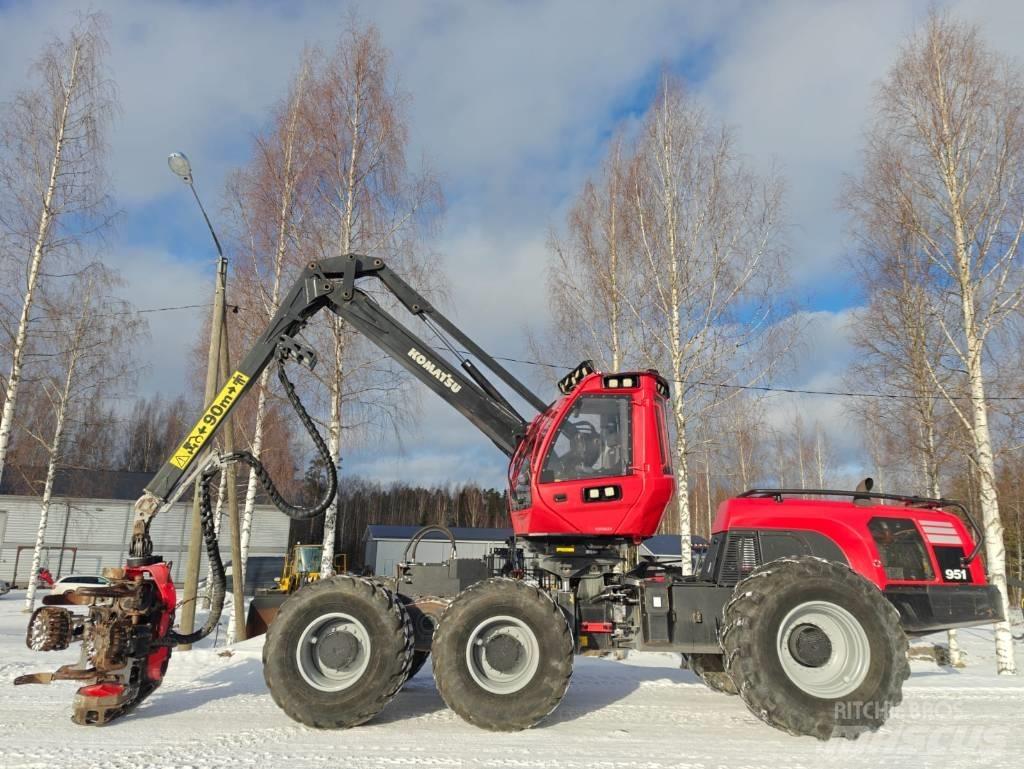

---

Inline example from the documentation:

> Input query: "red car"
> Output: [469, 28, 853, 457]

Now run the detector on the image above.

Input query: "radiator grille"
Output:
[719, 532, 762, 585]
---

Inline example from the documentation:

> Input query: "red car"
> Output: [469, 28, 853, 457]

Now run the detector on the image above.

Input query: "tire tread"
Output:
[262, 575, 413, 729]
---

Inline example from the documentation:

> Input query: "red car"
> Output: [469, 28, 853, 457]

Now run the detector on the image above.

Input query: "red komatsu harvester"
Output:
[18, 254, 1004, 740]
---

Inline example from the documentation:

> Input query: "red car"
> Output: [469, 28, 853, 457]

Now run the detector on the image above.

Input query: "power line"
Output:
[123, 308, 1024, 403]
[473, 351, 1024, 402]
[136, 303, 210, 314]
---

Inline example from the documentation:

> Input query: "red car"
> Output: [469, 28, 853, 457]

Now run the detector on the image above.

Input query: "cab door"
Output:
[533, 393, 643, 535]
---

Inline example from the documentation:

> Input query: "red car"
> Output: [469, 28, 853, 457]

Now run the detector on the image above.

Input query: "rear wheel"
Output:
[432, 578, 573, 731]
[721, 557, 909, 740]
[263, 576, 412, 728]
[687, 654, 738, 695]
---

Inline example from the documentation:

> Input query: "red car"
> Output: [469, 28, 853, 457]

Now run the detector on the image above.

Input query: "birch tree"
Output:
[845, 214, 957, 501]
[303, 21, 442, 574]
[848, 11, 1023, 672]
[547, 134, 635, 370]
[24, 267, 142, 610]
[628, 78, 786, 572]
[0, 14, 115, 487]
[226, 56, 314, 585]
[718, 394, 766, 491]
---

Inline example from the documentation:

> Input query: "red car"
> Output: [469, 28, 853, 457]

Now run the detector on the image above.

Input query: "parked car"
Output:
[49, 574, 109, 596]
[0, 578, 11, 596]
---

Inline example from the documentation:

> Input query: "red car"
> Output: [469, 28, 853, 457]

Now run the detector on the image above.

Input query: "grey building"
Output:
[640, 534, 710, 571]
[362, 525, 513, 577]
[0, 468, 290, 585]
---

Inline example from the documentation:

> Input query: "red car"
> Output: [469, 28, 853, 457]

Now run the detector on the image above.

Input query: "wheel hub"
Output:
[318, 630, 359, 670]
[484, 633, 524, 673]
[295, 612, 372, 692]
[787, 623, 832, 668]
[465, 615, 540, 695]
[776, 600, 871, 699]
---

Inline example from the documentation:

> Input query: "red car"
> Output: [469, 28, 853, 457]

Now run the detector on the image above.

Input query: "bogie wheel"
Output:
[432, 578, 573, 731]
[721, 556, 909, 740]
[263, 575, 412, 728]
[687, 654, 738, 695]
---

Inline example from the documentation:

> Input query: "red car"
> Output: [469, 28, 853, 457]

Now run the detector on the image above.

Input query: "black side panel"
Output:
[399, 559, 490, 599]
[641, 584, 672, 644]
[885, 585, 1003, 634]
[634, 583, 733, 654]
[667, 584, 733, 654]
[712, 529, 847, 587]
[762, 530, 848, 565]
[699, 533, 725, 581]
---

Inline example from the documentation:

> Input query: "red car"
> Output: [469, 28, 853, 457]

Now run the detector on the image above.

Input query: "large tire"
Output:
[687, 654, 738, 695]
[721, 556, 909, 740]
[263, 575, 412, 728]
[432, 578, 573, 731]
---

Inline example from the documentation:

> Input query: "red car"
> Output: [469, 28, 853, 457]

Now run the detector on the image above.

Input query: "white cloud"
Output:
[104, 245, 211, 397]
[2, 1, 1021, 488]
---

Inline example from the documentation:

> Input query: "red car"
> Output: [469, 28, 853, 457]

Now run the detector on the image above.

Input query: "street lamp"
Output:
[166, 150, 245, 643]
[167, 151, 192, 183]
[167, 151, 224, 259]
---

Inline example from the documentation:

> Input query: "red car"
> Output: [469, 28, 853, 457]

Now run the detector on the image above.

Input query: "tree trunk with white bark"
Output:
[23, 379, 72, 612]
[846, 11, 1022, 672]
[0, 45, 81, 487]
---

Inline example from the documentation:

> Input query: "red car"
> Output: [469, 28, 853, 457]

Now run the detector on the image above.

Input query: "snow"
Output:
[0, 591, 1020, 769]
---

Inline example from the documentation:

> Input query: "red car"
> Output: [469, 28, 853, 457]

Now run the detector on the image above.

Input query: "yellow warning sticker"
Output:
[169, 371, 251, 470]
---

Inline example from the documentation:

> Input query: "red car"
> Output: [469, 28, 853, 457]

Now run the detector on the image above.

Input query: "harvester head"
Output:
[15, 561, 177, 725]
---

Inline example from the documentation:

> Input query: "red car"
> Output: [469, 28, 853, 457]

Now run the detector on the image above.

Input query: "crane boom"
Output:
[143, 254, 542, 508]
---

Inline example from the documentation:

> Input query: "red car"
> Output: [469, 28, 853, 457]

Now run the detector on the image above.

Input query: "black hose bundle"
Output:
[221, 363, 337, 520]
[168, 361, 338, 645]
[167, 467, 225, 645]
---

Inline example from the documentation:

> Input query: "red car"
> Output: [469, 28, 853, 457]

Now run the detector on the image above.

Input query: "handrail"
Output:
[737, 488, 984, 565]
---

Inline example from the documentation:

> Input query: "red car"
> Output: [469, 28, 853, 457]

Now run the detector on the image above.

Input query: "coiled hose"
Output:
[168, 361, 338, 645]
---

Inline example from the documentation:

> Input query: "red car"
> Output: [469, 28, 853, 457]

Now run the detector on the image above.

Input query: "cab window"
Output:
[541, 395, 632, 482]
[655, 399, 672, 473]
[868, 517, 934, 581]
[509, 431, 536, 511]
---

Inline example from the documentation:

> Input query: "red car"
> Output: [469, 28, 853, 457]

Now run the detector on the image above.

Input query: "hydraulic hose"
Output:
[222, 362, 338, 520]
[168, 360, 339, 645]
[167, 467, 225, 645]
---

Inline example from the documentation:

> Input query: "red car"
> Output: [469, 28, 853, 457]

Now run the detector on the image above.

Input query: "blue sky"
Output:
[1, 0, 1021, 487]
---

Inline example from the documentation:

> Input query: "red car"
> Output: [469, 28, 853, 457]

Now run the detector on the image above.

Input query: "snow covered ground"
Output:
[1, 591, 1021, 769]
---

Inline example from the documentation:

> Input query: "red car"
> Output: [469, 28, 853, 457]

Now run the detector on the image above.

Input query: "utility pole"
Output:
[168, 152, 246, 648]
[178, 251, 225, 649]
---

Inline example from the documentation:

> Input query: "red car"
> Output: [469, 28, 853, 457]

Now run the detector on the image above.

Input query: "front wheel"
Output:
[431, 578, 573, 731]
[721, 556, 909, 740]
[263, 576, 412, 728]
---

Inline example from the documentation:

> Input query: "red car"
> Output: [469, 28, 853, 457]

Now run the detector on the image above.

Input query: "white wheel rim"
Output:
[776, 600, 871, 699]
[465, 614, 540, 695]
[295, 612, 371, 692]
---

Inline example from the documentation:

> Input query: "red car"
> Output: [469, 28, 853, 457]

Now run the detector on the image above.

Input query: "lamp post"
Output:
[168, 152, 246, 645]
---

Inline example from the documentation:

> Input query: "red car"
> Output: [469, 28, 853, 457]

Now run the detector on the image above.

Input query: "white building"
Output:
[0, 469, 290, 585]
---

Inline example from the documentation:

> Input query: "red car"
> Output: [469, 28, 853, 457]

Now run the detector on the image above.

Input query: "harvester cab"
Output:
[508, 362, 675, 540]
[16, 249, 1007, 740]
